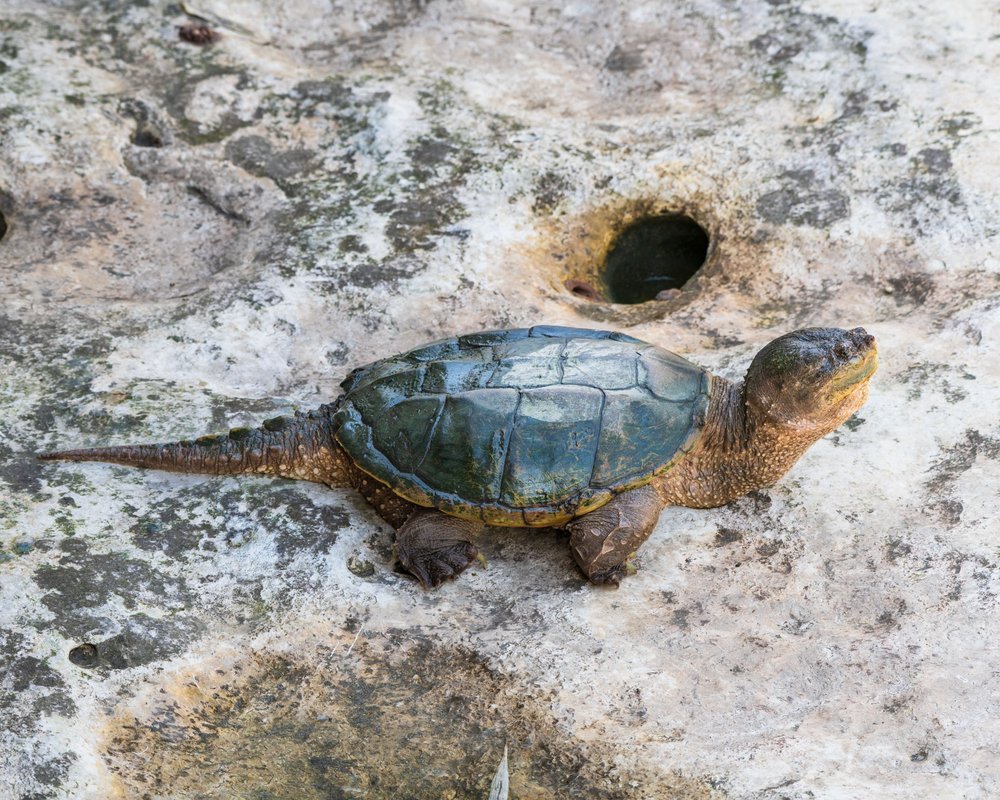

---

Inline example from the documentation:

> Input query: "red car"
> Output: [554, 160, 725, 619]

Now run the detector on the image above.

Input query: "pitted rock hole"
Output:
[0, 209, 7, 241]
[600, 214, 709, 304]
[69, 643, 99, 668]
[132, 124, 164, 148]
[564, 278, 603, 301]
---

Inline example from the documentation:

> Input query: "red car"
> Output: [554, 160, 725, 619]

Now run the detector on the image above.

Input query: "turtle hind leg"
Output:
[396, 511, 484, 589]
[566, 484, 665, 586]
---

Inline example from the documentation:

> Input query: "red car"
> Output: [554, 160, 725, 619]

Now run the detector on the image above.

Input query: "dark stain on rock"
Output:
[884, 537, 912, 564]
[129, 503, 208, 560]
[69, 613, 204, 672]
[755, 539, 783, 559]
[152, 63, 257, 146]
[338, 253, 428, 289]
[0, 629, 77, 739]
[885, 272, 934, 307]
[31, 752, 77, 797]
[749, 7, 870, 91]
[374, 127, 482, 252]
[737, 490, 772, 514]
[406, 134, 459, 173]
[225, 135, 318, 192]
[604, 45, 644, 72]
[938, 113, 980, 139]
[33, 537, 190, 640]
[0, 446, 47, 497]
[923, 428, 999, 527]
[757, 170, 850, 228]
[882, 694, 912, 714]
[101, 635, 719, 799]
[5, 656, 66, 694]
[843, 414, 866, 432]
[926, 429, 1000, 494]
[126, 483, 349, 567]
[325, 341, 350, 366]
[382, 190, 462, 251]
[713, 528, 744, 547]
[837, 90, 868, 121]
[270, 487, 351, 561]
[898, 361, 975, 403]
[915, 147, 952, 175]
[867, 599, 907, 632]
[928, 498, 963, 527]
[533, 170, 571, 214]
[337, 234, 366, 254]
[780, 613, 813, 636]
[185, 184, 250, 225]
[749, 33, 801, 63]
[881, 144, 963, 218]
[293, 78, 354, 109]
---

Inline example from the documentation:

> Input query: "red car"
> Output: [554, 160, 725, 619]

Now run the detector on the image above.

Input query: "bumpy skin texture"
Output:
[39, 326, 877, 588]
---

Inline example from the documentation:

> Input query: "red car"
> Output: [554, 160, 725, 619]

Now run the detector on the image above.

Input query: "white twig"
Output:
[345, 626, 363, 656]
[487, 745, 509, 800]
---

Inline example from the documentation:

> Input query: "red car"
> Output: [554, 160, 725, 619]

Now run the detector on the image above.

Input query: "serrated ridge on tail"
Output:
[38, 405, 355, 487]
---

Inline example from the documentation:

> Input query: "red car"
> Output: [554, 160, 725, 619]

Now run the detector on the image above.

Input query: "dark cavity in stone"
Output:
[564, 278, 602, 302]
[600, 214, 709, 304]
[133, 124, 164, 148]
[68, 643, 99, 668]
[0, 209, 7, 241]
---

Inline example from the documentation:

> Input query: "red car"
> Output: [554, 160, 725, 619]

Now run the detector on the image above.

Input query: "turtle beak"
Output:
[829, 328, 878, 397]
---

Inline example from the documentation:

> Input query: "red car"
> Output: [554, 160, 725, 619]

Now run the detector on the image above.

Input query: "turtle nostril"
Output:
[849, 327, 875, 348]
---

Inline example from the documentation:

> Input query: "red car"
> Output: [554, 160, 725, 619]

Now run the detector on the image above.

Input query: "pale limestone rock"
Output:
[1, 1, 998, 798]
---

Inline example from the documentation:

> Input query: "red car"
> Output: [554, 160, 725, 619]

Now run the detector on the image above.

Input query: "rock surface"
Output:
[1, 1, 998, 797]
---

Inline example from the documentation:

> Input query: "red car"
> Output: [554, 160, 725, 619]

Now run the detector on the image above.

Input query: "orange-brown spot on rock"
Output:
[98, 635, 718, 799]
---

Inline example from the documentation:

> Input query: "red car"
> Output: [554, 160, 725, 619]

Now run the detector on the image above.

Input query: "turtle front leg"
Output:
[396, 511, 484, 589]
[566, 484, 665, 586]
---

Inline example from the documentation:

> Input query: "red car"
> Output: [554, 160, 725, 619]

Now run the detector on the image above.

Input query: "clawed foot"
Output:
[587, 558, 638, 587]
[566, 484, 662, 588]
[395, 511, 484, 589]
[398, 540, 481, 588]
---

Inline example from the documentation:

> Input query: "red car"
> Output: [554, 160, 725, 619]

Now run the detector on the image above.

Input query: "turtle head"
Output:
[744, 327, 878, 434]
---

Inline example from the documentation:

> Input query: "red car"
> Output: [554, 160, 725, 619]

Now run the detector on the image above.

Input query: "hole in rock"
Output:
[601, 214, 709, 304]
[0, 210, 7, 241]
[564, 278, 603, 301]
[69, 643, 99, 668]
[132, 125, 164, 148]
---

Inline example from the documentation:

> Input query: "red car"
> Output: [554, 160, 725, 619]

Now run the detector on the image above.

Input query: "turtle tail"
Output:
[38, 405, 356, 486]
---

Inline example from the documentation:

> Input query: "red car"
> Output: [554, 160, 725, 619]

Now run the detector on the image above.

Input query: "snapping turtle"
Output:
[40, 325, 877, 588]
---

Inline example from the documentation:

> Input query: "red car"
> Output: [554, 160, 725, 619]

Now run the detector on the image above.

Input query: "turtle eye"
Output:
[833, 342, 850, 360]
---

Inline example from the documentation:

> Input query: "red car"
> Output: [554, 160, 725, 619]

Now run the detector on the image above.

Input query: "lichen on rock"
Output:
[1, 1, 999, 798]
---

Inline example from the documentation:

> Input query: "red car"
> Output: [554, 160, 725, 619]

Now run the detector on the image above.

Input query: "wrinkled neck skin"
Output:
[655, 375, 859, 509]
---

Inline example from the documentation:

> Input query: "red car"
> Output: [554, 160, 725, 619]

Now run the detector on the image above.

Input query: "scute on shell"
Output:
[334, 326, 709, 526]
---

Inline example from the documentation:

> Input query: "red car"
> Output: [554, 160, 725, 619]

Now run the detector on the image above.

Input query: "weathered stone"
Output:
[1, 0, 999, 798]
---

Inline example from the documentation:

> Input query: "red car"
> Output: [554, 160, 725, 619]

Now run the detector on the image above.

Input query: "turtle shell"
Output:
[332, 325, 710, 526]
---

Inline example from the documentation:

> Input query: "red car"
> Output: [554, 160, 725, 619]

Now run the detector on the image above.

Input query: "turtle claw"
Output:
[588, 558, 638, 587]
[401, 541, 481, 589]
[395, 511, 483, 589]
